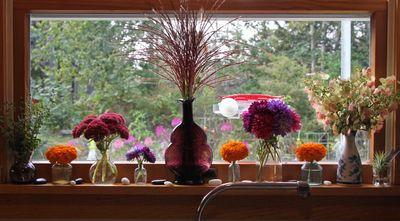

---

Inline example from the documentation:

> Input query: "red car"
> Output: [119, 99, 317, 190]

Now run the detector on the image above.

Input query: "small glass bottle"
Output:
[228, 160, 240, 182]
[134, 162, 147, 185]
[373, 165, 391, 186]
[52, 163, 72, 185]
[301, 161, 322, 186]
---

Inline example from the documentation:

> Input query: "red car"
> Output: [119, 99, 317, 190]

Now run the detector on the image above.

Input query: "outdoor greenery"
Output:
[30, 19, 370, 162]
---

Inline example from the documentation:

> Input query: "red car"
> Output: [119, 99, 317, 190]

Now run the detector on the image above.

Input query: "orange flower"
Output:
[220, 141, 249, 162]
[45, 145, 78, 164]
[295, 143, 327, 162]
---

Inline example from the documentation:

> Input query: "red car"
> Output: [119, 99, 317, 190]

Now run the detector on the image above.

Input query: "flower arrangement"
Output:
[295, 143, 327, 162]
[220, 141, 249, 163]
[304, 68, 400, 135]
[126, 145, 156, 184]
[72, 112, 129, 152]
[45, 145, 78, 164]
[131, 0, 239, 100]
[242, 99, 301, 181]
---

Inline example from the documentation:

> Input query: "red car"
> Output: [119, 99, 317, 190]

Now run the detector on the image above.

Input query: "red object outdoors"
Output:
[219, 94, 283, 101]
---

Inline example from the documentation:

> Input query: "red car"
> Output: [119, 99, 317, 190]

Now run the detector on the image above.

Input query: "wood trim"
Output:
[33, 162, 374, 184]
[394, 0, 400, 185]
[371, 10, 388, 153]
[0, 184, 399, 220]
[13, 0, 387, 13]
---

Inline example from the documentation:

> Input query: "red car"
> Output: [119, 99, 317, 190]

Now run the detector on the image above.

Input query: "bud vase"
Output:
[228, 160, 240, 182]
[164, 98, 213, 185]
[373, 164, 391, 186]
[337, 131, 363, 184]
[9, 151, 36, 184]
[89, 149, 118, 184]
[301, 161, 322, 186]
[52, 163, 72, 185]
[134, 163, 147, 185]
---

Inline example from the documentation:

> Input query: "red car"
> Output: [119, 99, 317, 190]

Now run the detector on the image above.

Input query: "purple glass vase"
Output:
[164, 98, 213, 184]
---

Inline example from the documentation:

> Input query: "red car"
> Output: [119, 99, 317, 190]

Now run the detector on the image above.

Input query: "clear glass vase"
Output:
[9, 151, 36, 184]
[301, 161, 323, 186]
[228, 160, 240, 182]
[134, 163, 147, 185]
[89, 149, 118, 184]
[52, 163, 72, 185]
[256, 147, 282, 182]
[373, 164, 391, 186]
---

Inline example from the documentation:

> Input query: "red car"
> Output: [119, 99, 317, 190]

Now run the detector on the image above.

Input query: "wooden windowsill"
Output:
[1, 183, 399, 196]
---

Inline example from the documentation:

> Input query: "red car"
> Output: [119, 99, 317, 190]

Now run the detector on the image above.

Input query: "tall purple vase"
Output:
[164, 99, 213, 184]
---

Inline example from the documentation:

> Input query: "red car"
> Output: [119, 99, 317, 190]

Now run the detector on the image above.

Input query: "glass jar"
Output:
[301, 161, 323, 186]
[52, 163, 72, 185]
[9, 151, 36, 184]
[228, 160, 240, 182]
[373, 164, 391, 186]
[89, 149, 118, 184]
[134, 163, 147, 185]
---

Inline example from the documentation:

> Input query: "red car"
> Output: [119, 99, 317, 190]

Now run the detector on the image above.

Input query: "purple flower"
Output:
[220, 122, 233, 133]
[171, 117, 182, 127]
[155, 125, 166, 137]
[113, 139, 125, 150]
[67, 139, 78, 146]
[267, 99, 298, 136]
[124, 134, 136, 144]
[126, 145, 156, 163]
[144, 137, 153, 146]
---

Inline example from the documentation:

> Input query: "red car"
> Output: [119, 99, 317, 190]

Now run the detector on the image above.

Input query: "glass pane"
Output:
[30, 16, 370, 162]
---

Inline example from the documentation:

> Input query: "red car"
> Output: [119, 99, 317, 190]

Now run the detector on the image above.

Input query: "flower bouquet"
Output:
[72, 112, 129, 184]
[295, 143, 327, 185]
[45, 145, 78, 184]
[242, 99, 301, 181]
[220, 141, 249, 182]
[126, 145, 156, 184]
[304, 68, 400, 184]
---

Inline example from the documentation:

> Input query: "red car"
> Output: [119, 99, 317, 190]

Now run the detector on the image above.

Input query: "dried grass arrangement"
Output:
[131, 0, 239, 100]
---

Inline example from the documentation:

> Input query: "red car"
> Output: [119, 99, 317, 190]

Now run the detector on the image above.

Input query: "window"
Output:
[30, 15, 371, 162]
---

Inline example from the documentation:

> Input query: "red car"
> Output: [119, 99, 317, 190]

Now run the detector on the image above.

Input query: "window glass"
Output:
[30, 16, 370, 162]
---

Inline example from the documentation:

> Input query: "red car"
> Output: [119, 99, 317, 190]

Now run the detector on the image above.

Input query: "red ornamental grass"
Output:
[129, 0, 241, 100]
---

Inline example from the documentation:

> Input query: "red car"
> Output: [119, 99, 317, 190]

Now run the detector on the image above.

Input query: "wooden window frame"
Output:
[1, 0, 399, 184]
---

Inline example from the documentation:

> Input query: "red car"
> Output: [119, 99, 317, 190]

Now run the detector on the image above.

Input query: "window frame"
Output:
[1, 0, 398, 183]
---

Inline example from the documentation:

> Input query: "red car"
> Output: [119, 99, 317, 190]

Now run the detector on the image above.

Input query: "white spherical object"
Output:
[69, 180, 76, 186]
[241, 180, 253, 183]
[164, 181, 174, 187]
[323, 180, 332, 185]
[208, 179, 222, 186]
[219, 98, 239, 118]
[121, 177, 131, 185]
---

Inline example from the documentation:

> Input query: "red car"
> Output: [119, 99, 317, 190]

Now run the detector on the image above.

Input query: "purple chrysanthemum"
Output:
[267, 99, 297, 136]
[126, 145, 156, 163]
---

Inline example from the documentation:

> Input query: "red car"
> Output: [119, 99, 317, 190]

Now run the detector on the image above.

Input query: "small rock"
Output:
[75, 178, 84, 184]
[151, 179, 167, 185]
[241, 180, 253, 183]
[121, 177, 130, 185]
[164, 181, 173, 187]
[208, 179, 222, 186]
[323, 180, 332, 185]
[70, 180, 76, 186]
[33, 178, 47, 184]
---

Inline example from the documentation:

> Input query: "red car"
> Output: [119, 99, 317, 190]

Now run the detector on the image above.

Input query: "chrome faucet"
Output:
[195, 181, 310, 221]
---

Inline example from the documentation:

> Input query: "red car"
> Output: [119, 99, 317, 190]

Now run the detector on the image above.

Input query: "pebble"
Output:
[164, 181, 173, 187]
[151, 179, 167, 185]
[121, 177, 130, 185]
[70, 180, 76, 186]
[208, 179, 222, 186]
[241, 180, 253, 183]
[33, 178, 47, 184]
[75, 178, 84, 184]
[323, 180, 332, 185]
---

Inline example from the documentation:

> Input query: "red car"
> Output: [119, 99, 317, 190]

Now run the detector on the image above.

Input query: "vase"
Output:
[301, 161, 323, 186]
[164, 98, 213, 185]
[337, 131, 363, 184]
[134, 162, 147, 185]
[373, 164, 391, 186]
[89, 149, 118, 184]
[9, 151, 36, 184]
[52, 163, 72, 185]
[228, 160, 240, 182]
[256, 141, 282, 182]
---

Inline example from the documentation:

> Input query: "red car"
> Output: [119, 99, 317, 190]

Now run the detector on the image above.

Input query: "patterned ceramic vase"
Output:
[337, 131, 362, 184]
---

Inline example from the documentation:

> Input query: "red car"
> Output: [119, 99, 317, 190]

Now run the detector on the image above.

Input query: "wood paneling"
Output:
[394, 0, 400, 185]
[13, 0, 387, 13]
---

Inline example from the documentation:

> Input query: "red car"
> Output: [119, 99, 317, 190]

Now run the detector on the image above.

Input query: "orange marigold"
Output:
[295, 143, 327, 162]
[220, 141, 249, 162]
[45, 145, 78, 164]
